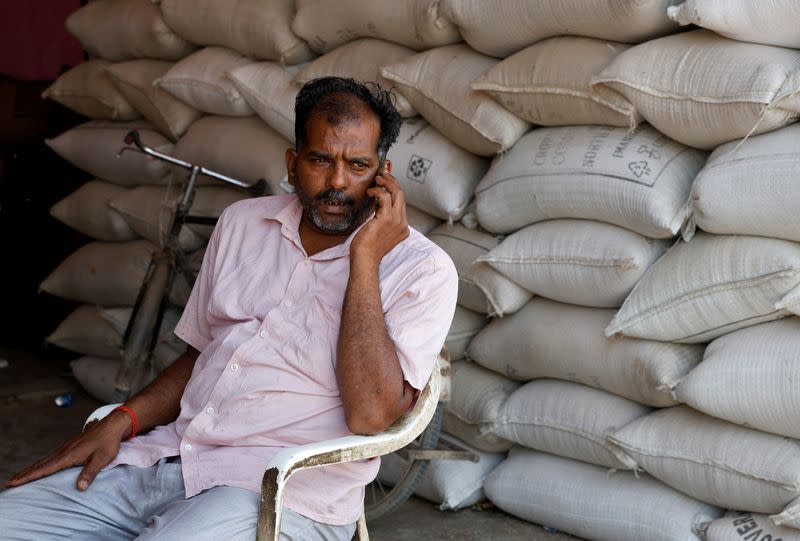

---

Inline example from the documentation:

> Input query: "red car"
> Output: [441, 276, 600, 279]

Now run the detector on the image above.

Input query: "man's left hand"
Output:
[351, 172, 409, 266]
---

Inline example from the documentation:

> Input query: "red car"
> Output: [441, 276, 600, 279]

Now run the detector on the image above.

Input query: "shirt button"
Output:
[184, 443, 192, 451]
[284, 300, 292, 308]
[259, 330, 266, 338]
[206, 406, 214, 415]
[304, 258, 311, 265]
[230, 363, 239, 371]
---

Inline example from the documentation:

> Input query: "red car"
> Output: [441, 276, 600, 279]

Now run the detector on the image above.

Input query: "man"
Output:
[1, 77, 458, 540]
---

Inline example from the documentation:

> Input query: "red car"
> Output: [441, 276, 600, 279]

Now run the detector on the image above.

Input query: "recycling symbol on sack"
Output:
[407, 154, 432, 184]
[628, 160, 651, 178]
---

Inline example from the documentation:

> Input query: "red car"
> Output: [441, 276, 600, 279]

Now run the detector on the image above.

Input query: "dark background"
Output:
[0, 1, 89, 353]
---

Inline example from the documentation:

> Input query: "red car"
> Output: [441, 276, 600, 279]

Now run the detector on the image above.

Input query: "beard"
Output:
[295, 185, 375, 235]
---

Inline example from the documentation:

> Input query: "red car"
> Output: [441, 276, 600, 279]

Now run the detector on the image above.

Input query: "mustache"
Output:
[315, 189, 354, 205]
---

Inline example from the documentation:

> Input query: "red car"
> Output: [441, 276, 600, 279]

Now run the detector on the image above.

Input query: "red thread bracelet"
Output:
[114, 405, 138, 440]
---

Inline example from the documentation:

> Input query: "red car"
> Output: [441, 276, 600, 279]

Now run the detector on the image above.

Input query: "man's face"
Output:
[287, 109, 384, 236]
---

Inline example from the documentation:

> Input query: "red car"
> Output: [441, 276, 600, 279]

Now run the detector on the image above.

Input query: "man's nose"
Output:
[327, 162, 348, 190]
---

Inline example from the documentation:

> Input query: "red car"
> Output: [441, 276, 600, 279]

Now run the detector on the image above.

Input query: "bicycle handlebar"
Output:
[120, 130, 267, 195]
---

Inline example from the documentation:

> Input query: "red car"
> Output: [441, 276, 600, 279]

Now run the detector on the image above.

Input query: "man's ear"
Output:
[383, 159, 392, 174]
[285, 147, 297, 187]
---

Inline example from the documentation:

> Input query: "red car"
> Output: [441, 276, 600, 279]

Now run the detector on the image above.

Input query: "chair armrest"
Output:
[83, 403, 123, 431]
[256, 367, 441, 540]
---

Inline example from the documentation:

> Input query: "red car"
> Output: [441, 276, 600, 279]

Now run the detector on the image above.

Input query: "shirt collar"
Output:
[268, 195, 375, 261]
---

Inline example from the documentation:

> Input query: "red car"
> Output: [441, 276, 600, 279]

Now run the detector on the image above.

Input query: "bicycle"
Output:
[112, 131, 476, 521]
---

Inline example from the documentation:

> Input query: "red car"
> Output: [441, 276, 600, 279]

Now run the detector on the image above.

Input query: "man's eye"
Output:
[352, 162, 367, 169]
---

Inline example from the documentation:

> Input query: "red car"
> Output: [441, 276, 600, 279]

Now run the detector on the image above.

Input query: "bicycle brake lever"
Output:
[117, 130, 145, 158]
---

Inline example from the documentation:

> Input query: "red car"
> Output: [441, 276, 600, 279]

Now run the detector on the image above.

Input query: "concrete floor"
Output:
[0, 347, 579, 541]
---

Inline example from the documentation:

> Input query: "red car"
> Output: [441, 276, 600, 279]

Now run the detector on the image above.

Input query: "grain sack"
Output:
[427, 224, 532, 315]
[606, 233, 800, 343]
[182, 186, 251, 239]
[668, 1, 800, 49]
[378, 434, 503, 510]
[387, 118, 489, 221]
[49, 180, 137, 242]
[474, 125, 707, 237]
[471, 37, 638, 127]
[479, 219, 670, 308]
[173, 116, 290, 192]
[592, 30, 800, 150]
[690, 124, 800, 243]
[157, 47, 254, 117]
[445, 306, 486, 361]
[46, 305, 124, 358]
[227, 62, 300, 143]
[468, 298, 703, 407]
[381, 45, 531, 157]
[495, 379, 647, 469]
[444, 361, 518, 452]
[160, 0, 313, 64]
[39, 240, 188, 307]
[105, 60, 201, 140]
[485, 448, 722, 541]
[442, 413, 511, 453]
[610, 406, 800, 514]
[42, 60, 139, 120]
[292, 0, 460, 53]
[70, 357, 122, 403]
[46, 121, 174, 186]
[294, 39, 417, 118]
[108, 185, 203, 250]
[66, 0, 195, 61]
[707, 511, 800, 541]
[406, 205, 442, 236]
[101, 306, 185, 370]
[676, 319, 800, 440]
[440, 0, 679, 58]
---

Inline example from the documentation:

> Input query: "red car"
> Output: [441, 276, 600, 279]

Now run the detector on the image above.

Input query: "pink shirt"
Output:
[109, 194, 458, 525]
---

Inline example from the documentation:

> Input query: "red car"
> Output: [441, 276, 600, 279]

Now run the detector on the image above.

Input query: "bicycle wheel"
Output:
[364, 403, 443, 521]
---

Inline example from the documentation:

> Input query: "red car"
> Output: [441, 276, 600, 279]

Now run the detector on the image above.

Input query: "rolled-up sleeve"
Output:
[383, 252, 459, 391]
[173, 210, 228, 352]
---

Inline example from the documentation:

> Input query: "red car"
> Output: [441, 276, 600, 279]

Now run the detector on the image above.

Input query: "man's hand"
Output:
[5, 409, 132, 491]
[350, 171, 410, 267]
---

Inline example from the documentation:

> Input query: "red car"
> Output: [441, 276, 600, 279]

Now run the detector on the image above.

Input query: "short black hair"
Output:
[294, 77, 402, 162]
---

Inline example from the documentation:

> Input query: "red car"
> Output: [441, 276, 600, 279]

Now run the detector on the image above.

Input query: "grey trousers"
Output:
[0, 459, 356, 541]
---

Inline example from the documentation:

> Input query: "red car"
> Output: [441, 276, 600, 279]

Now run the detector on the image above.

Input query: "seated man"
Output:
[1, 77, 458, 540]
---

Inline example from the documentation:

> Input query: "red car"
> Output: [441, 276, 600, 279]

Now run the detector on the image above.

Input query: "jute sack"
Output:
[495, 379, 648, 469]
[471, 37, 638, 127]
[50, 180, 137, 242]
[485, 448, 722, 541]
[606, 233, 800, 343]
[66, 0, 196, 61]
[406, 205, 442, 236]
[160, 0, 314, 65]
[609, 406, 800, 514]
[71, 356, 162, 402]
[39, 240, 190, 307]
[228, 62, 300, 143]
[689, 124, 800, 243]
[378, 433, 504, 510]
[445, 305, 487, 362]
[173, 116, 290, 193]
[46, 305, 125, 358]
[292, 0, 460, 53]
[100, 306, 185, 371]
[676, 319, 800, 440]
[440, 0, 679, 58]
[381, 45, 531, 157]
[388, 118, 489, 221]
[42, 60, 139, 120]
[668, 1, 800, 49]
[46, 121, 174, 186]
[478, 219, 670, 308]
[427, 224, 532, 315]
[444, 361, 518, 452]
[468, 298, 703, 407]
[474, 125, 707, 237]
[294, 39, 417, 118]
[105, 60, 201, 140]
[157, 47, 254, 117]
[591, 30, 800, 150]
[707, 511, 800, 541]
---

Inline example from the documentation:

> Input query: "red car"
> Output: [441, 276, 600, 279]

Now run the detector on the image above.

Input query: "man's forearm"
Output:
[337, 257, 412, 434]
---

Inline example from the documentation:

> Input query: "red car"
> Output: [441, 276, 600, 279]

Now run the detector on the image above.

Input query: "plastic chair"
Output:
[83, 360, 442, 541]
